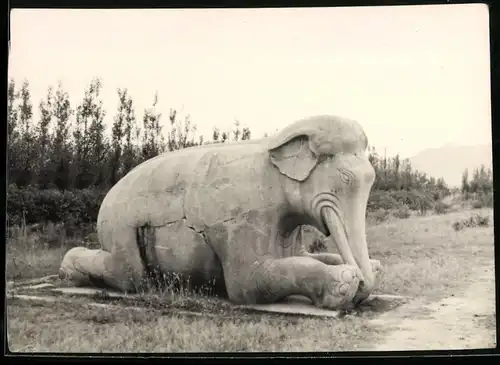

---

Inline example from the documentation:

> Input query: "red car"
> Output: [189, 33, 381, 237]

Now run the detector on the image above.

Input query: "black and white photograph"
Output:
[6, 4, 496, 353]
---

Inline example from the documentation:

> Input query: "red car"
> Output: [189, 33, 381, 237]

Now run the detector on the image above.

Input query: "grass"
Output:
[6, 207, 495, 352]
[6, 221, 98, 281]
[477, 313, 498, 348]
[7, 299, 385, 352]
[368, 208, 494, 301]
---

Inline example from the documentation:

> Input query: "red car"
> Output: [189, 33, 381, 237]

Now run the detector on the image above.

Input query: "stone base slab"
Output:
[8, 283, 408, 319]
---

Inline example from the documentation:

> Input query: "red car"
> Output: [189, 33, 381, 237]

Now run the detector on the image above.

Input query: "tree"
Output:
[232, 120, 251, 142]
[468, 164, 493, 197]
[35, 86, 54, 187]
[167, 110, 198, 151]
[14, 79, 34, 187]
[87, 79, 109, 187]
[72, 78, 108, 189]
[241, 127, 251, 141]
[50, 82, 73, 190]
[233, 120, 241, 142]
[141, 92, 165, 161]
[212, 126, 221, 144]
[392, 154, 401, 190]
[469, 168, 480, 195]
[7, 79, 18, 144]
[7, 79, 19, 185]
[109, 88, 127, 186]
[119, 89, 139, 177]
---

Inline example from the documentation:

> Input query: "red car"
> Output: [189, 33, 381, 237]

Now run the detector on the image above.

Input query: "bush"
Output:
[475, 192, 493, 209]
[470, 194, 492, 209]
[460, 191, 493, 209]
[434, 201, 450, 215]
[452, 214, 490, 231]
[367, 208, 392, 224]
[368, 189, 436, 214]
[367, 191, 399, 211]
[473, 214, 489, 227]
[471, 200, 484, 209]
[7, 184, 107, 228]
[389, 189, 435, 214]
[392, 204, 411, 219]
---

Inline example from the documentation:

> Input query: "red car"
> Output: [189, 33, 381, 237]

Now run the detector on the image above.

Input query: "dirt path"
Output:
[363, 264, 497, 351]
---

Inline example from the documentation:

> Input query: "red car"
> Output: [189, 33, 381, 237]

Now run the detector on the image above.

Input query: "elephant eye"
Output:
[338, 168, 354, 185]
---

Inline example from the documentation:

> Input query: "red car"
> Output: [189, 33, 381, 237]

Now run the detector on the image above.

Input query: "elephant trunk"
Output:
[345, 203, 374, 299]
[321, 202, 374, 301]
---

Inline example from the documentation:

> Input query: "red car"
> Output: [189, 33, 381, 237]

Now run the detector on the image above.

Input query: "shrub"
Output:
[461, 191, 493, 209]
[475, 214, 490, 227]
[368, 189, 436, 214]
[471, 200, 484, 209]
[7, 184, 107, 228]
[368, 208, 392, 225]
[452, 214, 490, 231]
[452, 221, 464, 231]
[390, 189, 435, 214]
[367, 191, 399, 211]
[393, 204, 411, 219]
[434, 201, 450, 215]
[472, 192, 494, 209]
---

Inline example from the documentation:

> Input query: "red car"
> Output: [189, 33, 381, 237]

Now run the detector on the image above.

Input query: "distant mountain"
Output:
[408, 143, 493, 188]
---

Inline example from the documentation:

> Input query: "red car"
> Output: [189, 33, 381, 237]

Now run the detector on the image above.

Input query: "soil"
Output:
[362, 264, 497, 351]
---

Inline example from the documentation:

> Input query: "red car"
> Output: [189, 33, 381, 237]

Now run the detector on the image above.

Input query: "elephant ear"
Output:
[268, 132, 319, 182]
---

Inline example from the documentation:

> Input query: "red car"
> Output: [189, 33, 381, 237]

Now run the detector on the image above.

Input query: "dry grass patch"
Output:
[6, 221, 98, 281]
[6, 235, 68, 281]
[368, 208, 494, 301]
[7, 298, 387, 352]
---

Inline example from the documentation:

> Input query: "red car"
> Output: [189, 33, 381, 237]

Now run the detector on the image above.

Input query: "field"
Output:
[6, 207, 496, 352]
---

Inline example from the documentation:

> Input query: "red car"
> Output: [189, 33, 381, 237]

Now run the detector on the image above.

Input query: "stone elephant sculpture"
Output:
[59, 115, 381, 310]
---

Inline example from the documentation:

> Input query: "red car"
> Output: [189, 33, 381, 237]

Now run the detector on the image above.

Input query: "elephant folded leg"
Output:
[301, 255, 383, 304]
[228, 256, 362, 310]
[290, 226, 345, 266]
[303, 252, 344, 266]
[59, 225, 148, 293]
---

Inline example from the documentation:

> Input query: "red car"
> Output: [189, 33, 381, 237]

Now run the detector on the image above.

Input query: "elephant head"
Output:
[268, 115, 376, 300]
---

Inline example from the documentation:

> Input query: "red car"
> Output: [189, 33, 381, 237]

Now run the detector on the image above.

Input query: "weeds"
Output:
[368, 209, 392, 225]
[434, 201, 450, 215]
[393, 204, 411, 219]
[452, 213, 490, 231]
[471, 194, 493, 209]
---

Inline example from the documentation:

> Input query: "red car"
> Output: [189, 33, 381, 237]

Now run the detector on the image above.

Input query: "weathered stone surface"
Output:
[239, 301, 341, 318]
[59, 115, 382, 311]
[17, 286, 406, 319]
[23, 283, 55, 290]
[8, 275, 59, 288]
[52, 287, 139, 299]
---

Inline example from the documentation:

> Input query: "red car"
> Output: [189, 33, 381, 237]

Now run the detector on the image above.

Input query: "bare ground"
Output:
[362, 263, 496, 351]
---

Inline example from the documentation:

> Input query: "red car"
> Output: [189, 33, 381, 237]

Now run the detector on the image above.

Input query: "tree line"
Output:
[7, 77, 455, 226]
[8, 77, 251, 191]
[367, 147, 449, 199]
[461, 165, 493, 202]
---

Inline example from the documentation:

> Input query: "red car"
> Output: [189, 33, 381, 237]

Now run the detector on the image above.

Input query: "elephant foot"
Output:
[352, 259, 383, 305]
[314, 264, 362, 310]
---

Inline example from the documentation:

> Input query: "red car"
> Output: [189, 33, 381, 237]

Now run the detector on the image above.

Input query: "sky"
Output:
[8, 4, 492, 158]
